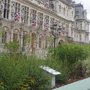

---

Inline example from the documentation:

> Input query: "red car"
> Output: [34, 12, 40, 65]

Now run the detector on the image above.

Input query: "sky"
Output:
[75, 0, 90, 19]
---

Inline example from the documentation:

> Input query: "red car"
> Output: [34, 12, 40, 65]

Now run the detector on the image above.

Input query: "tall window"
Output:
[3, 0, 10, 19]
[50, 18, 54, 27]
[39, 37, 42, 48]
[44, 15, 49, 30]
[44, 0, 49, 8]
[2, 26, 8, 43]
[45, 37, 48, 48]
[80, 22, 82, 29]
[21, 5, 29, 24]
[59, 5, 61, 12]
[31, 33, 36, 54]
[37, 12, 43, 28]
[0, 0, 4, 17]
[80, 34, 81, 41]
[2, 31, 7, 43]
[22, 31, 27, 51]
[11, 1, 20, 22]
[30, 9, 37, 26]
[63, 7, 65, 15]
[13, 33, 18, 41]
[49, 0, 54, 11]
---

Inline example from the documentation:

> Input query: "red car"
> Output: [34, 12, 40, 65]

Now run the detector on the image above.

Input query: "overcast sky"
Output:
[75, 0, 90, 19]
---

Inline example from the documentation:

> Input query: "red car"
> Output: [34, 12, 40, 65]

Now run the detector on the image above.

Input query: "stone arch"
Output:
[3, 26, 9, 31]
[58, 39, 64, 45]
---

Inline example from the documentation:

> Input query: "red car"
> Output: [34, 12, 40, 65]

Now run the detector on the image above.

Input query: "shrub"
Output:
[0, 54, 51, 90]
[49, 43, 89, 81]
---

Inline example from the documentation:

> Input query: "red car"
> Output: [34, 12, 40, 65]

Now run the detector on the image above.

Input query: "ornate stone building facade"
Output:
[0, 0, 89, 57]
[74, 3, 90, 43]
[0, 0, 75, 57]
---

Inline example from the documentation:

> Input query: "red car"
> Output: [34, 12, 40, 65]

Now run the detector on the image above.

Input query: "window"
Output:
[13, 33, 18, 41]
[76, 22, 77, 27]
[36, 0, 42, 4]
[63, 7, 65, 14]
[31, 33, 36, 54]
[44, 0, 49, 8]
[44, 15, 49, 30]
[2, 27, 8, 43]
[72, 11, 73, 17]
[0, 0, 4, 18]
[80, 22, 82, 29]
[21, 5, 29, 24]
[50, 18, 54, 27]
[37, 0, 49, 8]
[37, 12, 43, 28]
[39, 37, 42, 48]
[3, 0, 10, 19]
[2, 31, 7, 43]
[22, 31, 27, 51]
[80, 34, 81, 41]
[30, 9, 37, 26]
[76, 11, 79, 16]
[45, 37, 48, 48]
[11, 1, 20, 22]
[59, 5, 61, 12]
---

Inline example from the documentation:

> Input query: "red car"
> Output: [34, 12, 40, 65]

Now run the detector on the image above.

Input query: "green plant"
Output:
[49, 43, 89, 81]
[0, 54, 51, 90]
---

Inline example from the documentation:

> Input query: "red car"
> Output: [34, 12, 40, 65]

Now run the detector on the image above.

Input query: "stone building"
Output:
[74, 3, 90, 43]
[0, 0, 75, 57]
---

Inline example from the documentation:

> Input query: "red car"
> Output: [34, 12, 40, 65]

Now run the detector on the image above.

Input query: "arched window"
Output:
[2, 31, 7, 43]
[13, 30, 18, 42]
[2, 26, 8, 43]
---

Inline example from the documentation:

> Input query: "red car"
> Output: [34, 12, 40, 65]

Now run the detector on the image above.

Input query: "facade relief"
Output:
[0, 0, 89, 57]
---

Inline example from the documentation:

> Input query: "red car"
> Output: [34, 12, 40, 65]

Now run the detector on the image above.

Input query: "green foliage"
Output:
[0, 81, 6, 90]
[54, 43, 88, 63]
[49, 43, 89, 82]
[5, 41, 20, 53]
[0, 54, 50, 90]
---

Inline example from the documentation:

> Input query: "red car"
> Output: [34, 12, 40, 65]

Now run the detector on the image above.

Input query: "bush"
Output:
[49, 43, 89, 81]
[0, 54, 51, 90]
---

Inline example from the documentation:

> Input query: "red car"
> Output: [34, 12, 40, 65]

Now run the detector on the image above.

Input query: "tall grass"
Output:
[0, 54, 51, 90]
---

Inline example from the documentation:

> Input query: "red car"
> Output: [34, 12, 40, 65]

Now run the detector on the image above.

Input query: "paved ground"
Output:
[53, 77, 90, 90]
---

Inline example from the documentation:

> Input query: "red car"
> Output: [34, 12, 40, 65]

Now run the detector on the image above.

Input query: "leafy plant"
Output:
[49, 43, 89, 81]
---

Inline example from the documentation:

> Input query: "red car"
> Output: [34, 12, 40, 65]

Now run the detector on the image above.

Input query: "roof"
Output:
[53, 77, 90, 90]
[40, 66, 61, 75]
